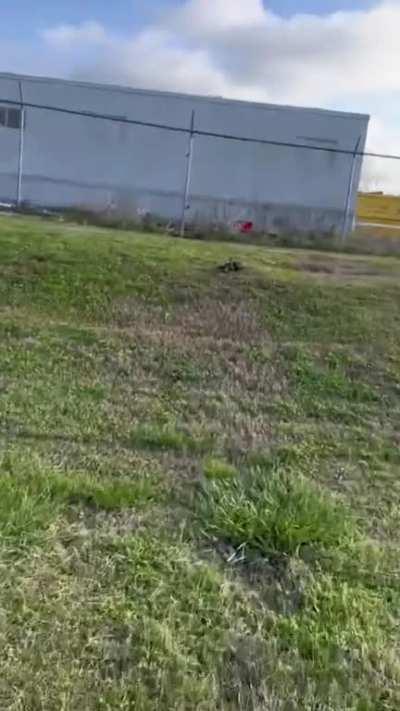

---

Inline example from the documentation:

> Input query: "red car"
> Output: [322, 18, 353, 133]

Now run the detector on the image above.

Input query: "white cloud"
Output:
[164, 0, 400, 103]
[71, 28, 231, 96]
[362, 117, 400, 192]
[170, 0, 267, 33]
[30, 1, 400, 191]
[41, 2, 400, 105]
[42, 21, 107, 49]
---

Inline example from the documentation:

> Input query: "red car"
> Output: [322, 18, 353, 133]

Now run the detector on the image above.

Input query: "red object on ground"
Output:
[240, 221, 254, 234]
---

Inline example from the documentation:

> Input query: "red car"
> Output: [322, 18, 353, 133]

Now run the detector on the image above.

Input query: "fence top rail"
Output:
[0, 95, 396, 162]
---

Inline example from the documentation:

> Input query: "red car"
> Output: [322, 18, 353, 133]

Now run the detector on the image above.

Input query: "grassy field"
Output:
[0, 214, 400, 710]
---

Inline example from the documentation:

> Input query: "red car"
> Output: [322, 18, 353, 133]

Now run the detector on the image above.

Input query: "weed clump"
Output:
[201, 465, 358, 557]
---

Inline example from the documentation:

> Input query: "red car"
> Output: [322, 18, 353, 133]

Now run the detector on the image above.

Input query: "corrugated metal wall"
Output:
[0, 73, 370, 234]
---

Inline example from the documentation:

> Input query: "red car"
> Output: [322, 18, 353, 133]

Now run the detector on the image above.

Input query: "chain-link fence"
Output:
[1, 90, 399, 241]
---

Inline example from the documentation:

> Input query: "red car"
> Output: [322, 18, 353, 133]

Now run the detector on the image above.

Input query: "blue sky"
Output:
[3, 0, 378, 38]
[269, 0, 376, 12]
[1, 0, 400, 183]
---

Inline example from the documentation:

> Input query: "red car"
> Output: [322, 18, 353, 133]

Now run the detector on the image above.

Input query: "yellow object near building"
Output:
[357, 192, 400, 226]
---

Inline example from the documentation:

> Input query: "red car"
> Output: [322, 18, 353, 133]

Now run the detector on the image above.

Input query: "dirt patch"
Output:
[295, 258, 391, 279]
[296, 260, 336, 275]
[112, 296, 269, 345]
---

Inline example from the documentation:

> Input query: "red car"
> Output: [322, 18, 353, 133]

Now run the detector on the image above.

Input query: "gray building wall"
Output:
[0, 72, 369, 234]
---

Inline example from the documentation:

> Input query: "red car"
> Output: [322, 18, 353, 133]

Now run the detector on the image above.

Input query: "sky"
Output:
[2, 0, 400, 189]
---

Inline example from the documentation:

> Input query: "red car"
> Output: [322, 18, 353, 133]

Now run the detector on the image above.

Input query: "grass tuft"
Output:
[203, 457, 238, 481]
[201, 465, 358, 556]
[131, 423, 214, 455]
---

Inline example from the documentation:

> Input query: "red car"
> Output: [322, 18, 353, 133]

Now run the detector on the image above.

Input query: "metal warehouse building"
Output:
[0, 72, 369, 235]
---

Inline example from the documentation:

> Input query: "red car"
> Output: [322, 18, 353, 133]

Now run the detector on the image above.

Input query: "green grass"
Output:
[0, 214, 400, 709]
[0, 452, 161, 548]
[200, 465, 358, 556]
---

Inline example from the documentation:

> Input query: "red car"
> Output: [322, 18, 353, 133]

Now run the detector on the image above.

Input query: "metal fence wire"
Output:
[1, 90, 400, 240]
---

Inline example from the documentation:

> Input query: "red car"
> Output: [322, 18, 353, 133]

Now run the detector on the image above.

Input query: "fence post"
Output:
[16, 81, 25, 208]
[342, 135, 362, 243]
[180, 110, 195, 238]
